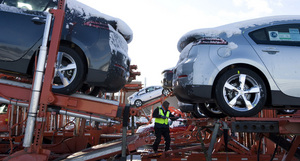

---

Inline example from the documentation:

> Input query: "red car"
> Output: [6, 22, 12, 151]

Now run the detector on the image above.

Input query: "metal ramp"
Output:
[60, 135, 139, 161]
[0, 78, 121, 118]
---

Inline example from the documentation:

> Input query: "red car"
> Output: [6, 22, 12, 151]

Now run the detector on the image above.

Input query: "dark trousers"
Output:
[153, 127, 170, 152]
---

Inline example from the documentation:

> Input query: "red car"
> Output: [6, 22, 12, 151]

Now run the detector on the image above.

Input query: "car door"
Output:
[145, 86, 156, 100]
[246, 23, 300, 97]
[137, 89, 146, 101]
[152, 86, 162, 98]
[0, 0, 48, 61]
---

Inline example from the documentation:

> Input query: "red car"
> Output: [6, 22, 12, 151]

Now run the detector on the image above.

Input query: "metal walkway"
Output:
[60, 135, 139, 161]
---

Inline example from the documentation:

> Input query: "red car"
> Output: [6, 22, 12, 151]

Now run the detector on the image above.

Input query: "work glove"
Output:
[161, 116, 167, 119]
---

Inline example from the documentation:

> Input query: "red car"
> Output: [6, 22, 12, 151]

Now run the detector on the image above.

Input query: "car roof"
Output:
[177, 15, 300, 52]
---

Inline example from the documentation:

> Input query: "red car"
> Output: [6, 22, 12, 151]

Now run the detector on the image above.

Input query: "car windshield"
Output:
[2, 0, 56, 11]
[138, 89, 146, 95]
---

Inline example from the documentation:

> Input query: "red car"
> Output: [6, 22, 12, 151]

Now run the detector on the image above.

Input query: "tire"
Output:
[277, 109, 297, 114]
[162, 88, 170, 96]
[198, 103, 226, 118]
[215, 67, 266, 117]
[134, 99, 143, 107]
[52, 46, 86, 95]
[192, 104, 206, 118]
[79, 84, 101, 96]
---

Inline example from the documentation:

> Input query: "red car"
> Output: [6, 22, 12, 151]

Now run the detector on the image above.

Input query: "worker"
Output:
[152, 101, 180, 153]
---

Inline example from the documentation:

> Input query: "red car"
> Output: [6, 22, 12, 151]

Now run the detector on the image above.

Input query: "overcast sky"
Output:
[78, 0, 299, 87]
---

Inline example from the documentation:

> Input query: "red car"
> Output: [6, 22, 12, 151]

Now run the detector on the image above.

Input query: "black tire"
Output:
[198, 103, 227, 118]
[79, 84, 101, 96]
[192, 104, 206, 118]
[277, 109, 297, 114]
[134, 99, 143, 107]
[52, 46, 86, 95]
[215, 67, 267, 117]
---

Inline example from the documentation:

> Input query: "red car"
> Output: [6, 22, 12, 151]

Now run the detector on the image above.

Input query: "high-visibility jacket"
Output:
[155, 106, 170, 125]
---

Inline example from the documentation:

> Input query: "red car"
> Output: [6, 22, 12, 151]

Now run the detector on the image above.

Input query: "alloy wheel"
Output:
[53, 51, 77, 89]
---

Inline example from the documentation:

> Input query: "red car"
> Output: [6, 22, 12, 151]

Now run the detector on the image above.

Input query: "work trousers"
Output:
[153, 127, 170, 152]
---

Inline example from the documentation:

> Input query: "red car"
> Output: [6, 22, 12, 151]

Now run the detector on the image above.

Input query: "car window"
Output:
[2, 0, 55, 11]
[146, 87, 155, 93]
[138, 89, 146, 95]
[249, 24, 300, 46]
[155, 86, 161, 90]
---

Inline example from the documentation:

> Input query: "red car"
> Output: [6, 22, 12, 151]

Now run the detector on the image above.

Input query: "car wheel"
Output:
[79, 84, 101, 96]
[277, 109, 297, 114]
[162, 88, 170, 96]
[215, 68, 267, 117]
[52, 46, 86, 95]
[198, 103, 226, 118]
[192, 104, 206, 118]
[134, 99, 143, 107]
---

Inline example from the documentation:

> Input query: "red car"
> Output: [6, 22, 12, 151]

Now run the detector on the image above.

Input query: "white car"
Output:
[128, 86, 168, 107]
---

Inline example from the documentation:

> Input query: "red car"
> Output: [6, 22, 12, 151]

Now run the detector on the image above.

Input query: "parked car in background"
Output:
[0, 0, 133, 95]
[161, 68, 174, 90]
[128, 86, 168, 107]
[173, 15, 300, 117]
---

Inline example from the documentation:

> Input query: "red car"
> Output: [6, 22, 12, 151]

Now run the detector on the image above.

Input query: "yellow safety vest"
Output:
[155, 107, 170, 125]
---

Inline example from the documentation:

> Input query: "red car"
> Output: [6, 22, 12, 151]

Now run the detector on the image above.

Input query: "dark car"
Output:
[0, 0, 133, 95]
[161, 68, 174, 90]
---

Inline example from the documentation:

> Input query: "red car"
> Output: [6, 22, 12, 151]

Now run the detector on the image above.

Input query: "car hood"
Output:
[66, 0, 133, 43]
[177, 15, 300, 52]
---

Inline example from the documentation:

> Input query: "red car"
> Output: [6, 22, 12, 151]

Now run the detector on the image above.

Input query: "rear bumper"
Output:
[87, 51, 130, 92]
[173, 77, 213, 103]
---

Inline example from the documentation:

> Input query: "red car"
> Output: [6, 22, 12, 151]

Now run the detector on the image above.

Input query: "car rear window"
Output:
[2, 0, 56, 12]
[249, 24, 300, 46]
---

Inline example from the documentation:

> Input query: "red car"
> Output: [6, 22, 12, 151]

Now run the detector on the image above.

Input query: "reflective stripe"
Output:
[155, 106, 170, 125]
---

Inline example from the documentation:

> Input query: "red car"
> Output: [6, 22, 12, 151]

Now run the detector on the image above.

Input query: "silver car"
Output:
[128, 86, 168, 107]
[173, 15, 300, 117]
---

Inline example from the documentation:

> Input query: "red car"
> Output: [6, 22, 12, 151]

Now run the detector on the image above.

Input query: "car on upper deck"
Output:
[0, 0, 133, 95]
[173, 15, 300, 117]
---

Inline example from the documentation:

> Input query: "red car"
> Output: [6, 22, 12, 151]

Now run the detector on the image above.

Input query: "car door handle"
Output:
[31, 17, 46, 24]
[262, 48, 279, 54]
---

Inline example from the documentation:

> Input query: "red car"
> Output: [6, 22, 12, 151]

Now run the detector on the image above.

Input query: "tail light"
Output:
[114, 64, 126, 71]
[84, 21, 109, 30]
[178, 75, 188, 79]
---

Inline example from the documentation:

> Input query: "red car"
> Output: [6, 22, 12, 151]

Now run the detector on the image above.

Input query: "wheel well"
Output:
[60, 40, 88, 74]
[27, 40, 88, 78]
[211, 64, 272, 105]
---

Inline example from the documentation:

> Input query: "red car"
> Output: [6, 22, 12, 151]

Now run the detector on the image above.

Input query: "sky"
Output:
[78, 0, 299, 87]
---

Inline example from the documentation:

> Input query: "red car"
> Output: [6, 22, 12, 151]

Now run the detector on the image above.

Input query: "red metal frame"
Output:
[0, 0, 123, 160]
[139, 110, 300, 161]
[0, 0, 299, 160]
